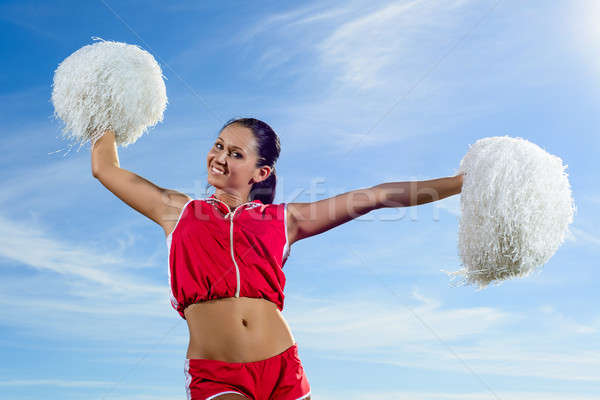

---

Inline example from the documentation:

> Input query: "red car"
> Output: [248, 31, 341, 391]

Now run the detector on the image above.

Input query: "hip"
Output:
[184, 342, 311, 400]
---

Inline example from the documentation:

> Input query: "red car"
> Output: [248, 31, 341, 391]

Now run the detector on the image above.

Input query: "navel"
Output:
[241, 318, 248, 327]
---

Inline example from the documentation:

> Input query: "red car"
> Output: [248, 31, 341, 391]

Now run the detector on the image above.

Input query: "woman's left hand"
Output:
[456, 172, 465, 190]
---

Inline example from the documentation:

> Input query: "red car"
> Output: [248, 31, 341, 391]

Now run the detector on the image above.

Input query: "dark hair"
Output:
[206, 117, 281, 204]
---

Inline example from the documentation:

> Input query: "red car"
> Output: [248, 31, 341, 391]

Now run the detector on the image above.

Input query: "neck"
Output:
[213, 190, 249, 209]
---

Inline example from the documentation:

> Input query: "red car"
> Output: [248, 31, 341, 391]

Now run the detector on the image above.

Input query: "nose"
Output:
[215, 150, 228, 164]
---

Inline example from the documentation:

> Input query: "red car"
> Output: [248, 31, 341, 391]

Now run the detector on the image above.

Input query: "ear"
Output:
[252, 165, 272, 184]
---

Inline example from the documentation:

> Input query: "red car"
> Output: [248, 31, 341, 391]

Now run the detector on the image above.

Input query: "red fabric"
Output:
[184, 343, 311, 400]
[167, 194, 290, 319]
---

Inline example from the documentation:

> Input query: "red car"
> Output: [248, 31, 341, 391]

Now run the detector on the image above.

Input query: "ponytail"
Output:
[249, 167, 276, 204]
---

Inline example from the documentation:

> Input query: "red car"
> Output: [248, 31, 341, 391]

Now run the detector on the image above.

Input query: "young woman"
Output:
[91, 117, 464, 400]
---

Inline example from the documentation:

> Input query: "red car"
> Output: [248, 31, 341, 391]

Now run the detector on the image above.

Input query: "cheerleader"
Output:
[91, 117, 464, 400]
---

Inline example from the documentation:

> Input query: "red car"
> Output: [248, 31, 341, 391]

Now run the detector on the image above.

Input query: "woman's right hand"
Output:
[91, 129, 119, 174]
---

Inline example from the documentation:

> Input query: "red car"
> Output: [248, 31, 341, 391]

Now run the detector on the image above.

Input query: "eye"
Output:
[214, 142, 242, 158]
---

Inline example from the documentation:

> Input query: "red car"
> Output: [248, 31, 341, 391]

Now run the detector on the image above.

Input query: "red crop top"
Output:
[166, 194, 291, 319]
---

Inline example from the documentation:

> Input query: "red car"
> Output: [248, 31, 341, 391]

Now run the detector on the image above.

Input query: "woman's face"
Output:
[206, 124, 271, 198]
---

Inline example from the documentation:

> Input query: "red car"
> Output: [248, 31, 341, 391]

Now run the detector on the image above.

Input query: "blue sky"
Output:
[1, 0, 599, 399]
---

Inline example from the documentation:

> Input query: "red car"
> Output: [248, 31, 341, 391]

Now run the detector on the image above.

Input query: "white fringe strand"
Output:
[445, 135, 576, 289]
[51, 37, 167, 148]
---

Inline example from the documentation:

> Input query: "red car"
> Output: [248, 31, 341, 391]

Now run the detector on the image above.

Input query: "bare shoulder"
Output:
[161, 190, 194, 238]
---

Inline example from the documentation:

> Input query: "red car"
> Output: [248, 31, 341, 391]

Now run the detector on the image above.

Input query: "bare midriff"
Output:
[184, 296, 296, 363]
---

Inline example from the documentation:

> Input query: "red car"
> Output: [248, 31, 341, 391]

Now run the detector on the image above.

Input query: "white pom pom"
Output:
[445, 136, 576, 289]
[51, 37, 167, 148]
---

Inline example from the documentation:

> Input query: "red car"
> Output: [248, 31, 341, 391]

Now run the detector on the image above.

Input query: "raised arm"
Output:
[91, 130, 192, 237]
[286, 174, 463, 245]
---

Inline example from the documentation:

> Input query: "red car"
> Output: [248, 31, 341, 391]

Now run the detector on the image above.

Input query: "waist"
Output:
[184, 296, 295, 363]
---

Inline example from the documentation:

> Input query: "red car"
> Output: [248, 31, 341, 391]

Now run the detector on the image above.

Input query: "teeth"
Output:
[211, 166, 225, 175]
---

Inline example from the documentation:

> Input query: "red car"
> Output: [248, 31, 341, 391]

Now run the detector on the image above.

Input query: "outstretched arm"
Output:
[375, 174, 464, 209]
[286, 174, 463, 245]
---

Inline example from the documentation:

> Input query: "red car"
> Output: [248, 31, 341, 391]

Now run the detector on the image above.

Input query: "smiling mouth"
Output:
[211, 165, 227, 175]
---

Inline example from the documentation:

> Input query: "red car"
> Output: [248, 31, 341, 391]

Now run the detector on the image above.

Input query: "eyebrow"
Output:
[216, 137, 246, 153]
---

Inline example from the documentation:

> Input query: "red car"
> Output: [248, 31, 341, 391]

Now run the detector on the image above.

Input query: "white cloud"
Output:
[287, 6, 354, 27]
[0, 379, 113, 388]
[0, 379, 182, 400]
[0, 214, 162, 295]
[285, 288, 600, 382]
[569, 226, 600, 246]
[315, 0, 429, 90]
[286, 288, 516, 350]
[311, 389, 600, 400]
[564, 0, 600, 79]
[0, 212, 186, 344]
[231, 3, 330, 45]
[434, 194, 461, 216]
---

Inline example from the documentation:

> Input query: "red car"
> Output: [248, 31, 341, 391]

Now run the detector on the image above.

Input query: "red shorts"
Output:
[184, 343, 311, 400]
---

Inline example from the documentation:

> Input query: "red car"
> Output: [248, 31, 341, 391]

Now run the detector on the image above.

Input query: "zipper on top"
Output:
[205, 196, 261, 298]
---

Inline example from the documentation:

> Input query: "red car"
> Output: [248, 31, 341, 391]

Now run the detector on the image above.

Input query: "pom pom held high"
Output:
[51, 37, 168, 149]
